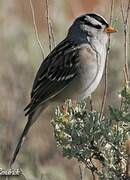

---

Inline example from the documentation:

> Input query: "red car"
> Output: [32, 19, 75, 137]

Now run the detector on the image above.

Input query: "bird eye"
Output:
[94, 24, 102, 29]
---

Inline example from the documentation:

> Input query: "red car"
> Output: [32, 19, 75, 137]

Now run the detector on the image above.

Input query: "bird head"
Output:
[68, 13, 116, 45]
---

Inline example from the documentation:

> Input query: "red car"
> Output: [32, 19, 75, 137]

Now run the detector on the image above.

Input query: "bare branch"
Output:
[50, 22, 56, 48]
[124, 0, 130, 83]
[78, 164, 83, 180]
[123, 64, 129, 85]
[120, 0, 125, 23]
[125, 0, 130, 25]
[120, 1, 130, 176]
[45, 0, 55, 52]
[91, 171, 96, 180]
[89, 95, 93, 111]
[120, 0, 130, 84]
[126, 139, 130, 176]
[29, 0, 44, 58]
[99, 0, 114, 121]
[45, 0, 52, 51]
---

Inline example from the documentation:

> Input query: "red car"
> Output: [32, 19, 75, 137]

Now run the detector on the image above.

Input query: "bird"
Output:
[10, 13, 116, 165]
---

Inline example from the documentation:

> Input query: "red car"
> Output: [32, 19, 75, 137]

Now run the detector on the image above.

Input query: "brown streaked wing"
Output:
[24, 39, 80, 116]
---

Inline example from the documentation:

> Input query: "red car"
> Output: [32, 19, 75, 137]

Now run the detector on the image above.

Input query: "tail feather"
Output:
[10, 116, 32, 166]
[10, 104, 47, 166]
[24, 103, 31, 111]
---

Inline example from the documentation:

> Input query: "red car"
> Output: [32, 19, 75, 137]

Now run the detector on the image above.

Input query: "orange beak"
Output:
[105, 26, 117, 33]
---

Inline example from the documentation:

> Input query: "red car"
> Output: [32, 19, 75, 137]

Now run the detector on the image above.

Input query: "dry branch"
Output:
[29, 0, 45, 58]
[120, 0, 130, 83]
[45, 0, 55, 51]
[120, 0, 130, 177]
[99, 0, 114, 121]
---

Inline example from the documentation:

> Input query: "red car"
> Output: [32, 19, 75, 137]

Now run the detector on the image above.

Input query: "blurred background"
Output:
[0, 0, 129, 179]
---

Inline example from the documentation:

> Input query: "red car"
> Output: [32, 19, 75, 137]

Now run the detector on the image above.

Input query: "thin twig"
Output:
[20, 169, 28, 180]
[120, 0, 125, 23]
[29, 0, 45, 58]
[126, 139, 130, 177]
[50, 22, 56, 48]
[120, 0, 130, 177]
[124, 0, 130, 83]
[123, 65, 129, 85]
[120, 0, 130, 83]
[45, 0, 56, 51]
[121, 1, 130, 176]
[45, 0, 52, 51]
[91, 170, 96, 180]
[125, 0, 130, 26]
[78, 163, 83, 180]
[99, 0, 114, 121]
[89, 95, 93, 111]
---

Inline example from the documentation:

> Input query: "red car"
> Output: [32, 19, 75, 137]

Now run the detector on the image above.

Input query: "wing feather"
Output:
[25, 39, 80, 115]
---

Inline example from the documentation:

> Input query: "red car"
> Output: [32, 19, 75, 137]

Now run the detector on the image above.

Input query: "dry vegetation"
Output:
[0, 0, 129, 180]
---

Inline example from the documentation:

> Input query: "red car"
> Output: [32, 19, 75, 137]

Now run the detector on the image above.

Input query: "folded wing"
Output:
[25, 39, 80, 116]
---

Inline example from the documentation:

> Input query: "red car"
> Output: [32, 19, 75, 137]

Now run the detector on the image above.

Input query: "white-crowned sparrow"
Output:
[10, 13, 116, 165]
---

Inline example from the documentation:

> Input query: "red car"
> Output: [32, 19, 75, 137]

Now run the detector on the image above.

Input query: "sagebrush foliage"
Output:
[52, 86, 130, 179]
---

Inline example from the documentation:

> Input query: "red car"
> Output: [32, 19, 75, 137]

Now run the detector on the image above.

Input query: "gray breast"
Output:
[78, 43, 106, 100]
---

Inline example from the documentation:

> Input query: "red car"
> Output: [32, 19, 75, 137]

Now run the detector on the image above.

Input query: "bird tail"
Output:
[10, 115, 32, 166]
[10, 104, 46, 166]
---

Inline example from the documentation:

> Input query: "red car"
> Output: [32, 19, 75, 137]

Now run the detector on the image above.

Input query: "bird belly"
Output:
[81, 67, 104, 100]
[79, 55, 105, 100]
[77, 43, 106, 100]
